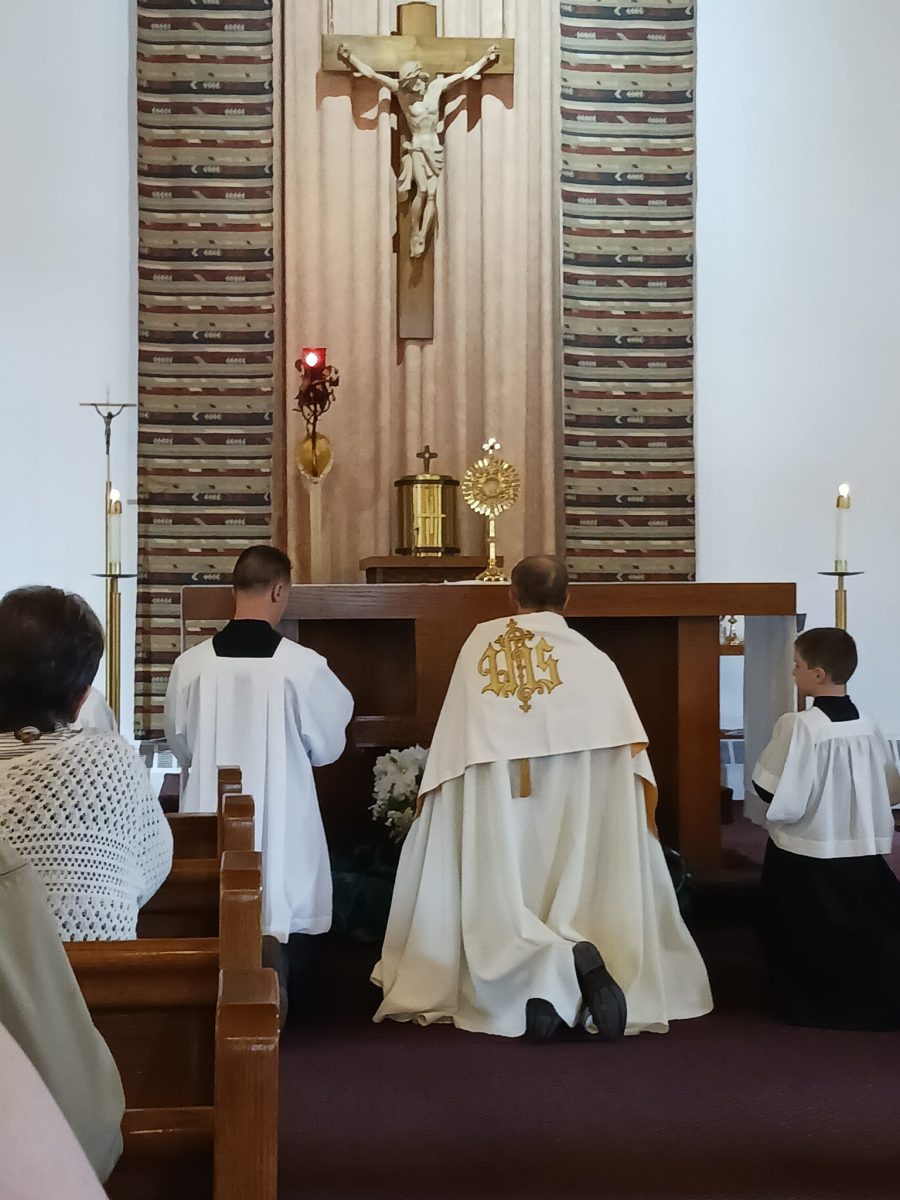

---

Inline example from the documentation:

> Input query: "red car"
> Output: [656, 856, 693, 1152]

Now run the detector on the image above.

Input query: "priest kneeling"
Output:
[373, 556, 712, 1042]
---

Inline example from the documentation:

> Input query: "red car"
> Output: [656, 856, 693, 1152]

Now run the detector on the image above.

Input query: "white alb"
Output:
[0, 730, 173, 941]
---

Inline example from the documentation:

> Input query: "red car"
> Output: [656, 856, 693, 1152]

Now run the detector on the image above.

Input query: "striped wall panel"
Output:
[560, 0, 696, 581]
[135, 0, 275, 739]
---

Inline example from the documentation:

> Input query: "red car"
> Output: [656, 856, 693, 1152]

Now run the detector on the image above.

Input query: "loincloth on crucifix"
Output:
[398, 139, 444, 200]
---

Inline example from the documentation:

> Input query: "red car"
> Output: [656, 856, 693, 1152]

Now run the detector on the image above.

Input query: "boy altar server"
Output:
[373, 556, 712, 1042]
[751, 627, 900, 1029]
[165, 547, 353, 956]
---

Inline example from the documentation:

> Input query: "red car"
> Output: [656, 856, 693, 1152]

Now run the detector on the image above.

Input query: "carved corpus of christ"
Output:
[323, 5, 514, 340]
[337, 42, 500, 259]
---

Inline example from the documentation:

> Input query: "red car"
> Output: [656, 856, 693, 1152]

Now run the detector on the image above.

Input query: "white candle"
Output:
[835, 483, 850, 570]
[108, 489, 122, 569]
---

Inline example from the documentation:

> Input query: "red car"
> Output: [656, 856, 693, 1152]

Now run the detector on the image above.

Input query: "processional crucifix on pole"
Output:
[322, 3, 514, 339]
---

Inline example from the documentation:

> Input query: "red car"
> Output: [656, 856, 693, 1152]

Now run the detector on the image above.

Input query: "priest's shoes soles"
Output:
[573, 941, 627, 1042]
[525, 998, 567, 1044]
[524, 998, 597, 1045]
[524, 996, 623, 1046]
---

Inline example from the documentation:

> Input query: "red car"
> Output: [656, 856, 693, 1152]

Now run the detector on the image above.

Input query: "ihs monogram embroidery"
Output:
[477, 618, 563, 712]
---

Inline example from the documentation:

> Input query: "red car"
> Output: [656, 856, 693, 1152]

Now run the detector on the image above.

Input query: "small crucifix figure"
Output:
[323, 3, 514, 340]
[416, 444, 438, 474]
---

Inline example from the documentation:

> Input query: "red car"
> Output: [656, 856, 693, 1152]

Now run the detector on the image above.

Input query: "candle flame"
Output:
[109, 488, 120, 502]
[838, 483, 850, 498]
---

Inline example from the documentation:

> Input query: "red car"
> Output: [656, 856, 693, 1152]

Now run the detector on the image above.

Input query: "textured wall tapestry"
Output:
[135, 0, 275, 739]
[560, 1, 695, 581]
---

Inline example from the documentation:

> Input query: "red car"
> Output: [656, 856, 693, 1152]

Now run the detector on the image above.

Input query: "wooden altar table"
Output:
[181, 583, 796, 871]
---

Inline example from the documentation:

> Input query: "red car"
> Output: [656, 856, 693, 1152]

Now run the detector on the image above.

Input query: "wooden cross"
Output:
[323, 3, 514, 340]
[416, 444, 438, 473]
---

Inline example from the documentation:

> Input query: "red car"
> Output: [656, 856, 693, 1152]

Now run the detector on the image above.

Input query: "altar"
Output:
[181, 581, 796, 871]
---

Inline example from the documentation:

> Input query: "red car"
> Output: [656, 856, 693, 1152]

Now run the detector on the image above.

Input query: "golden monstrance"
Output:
[462, 438, 520, 582]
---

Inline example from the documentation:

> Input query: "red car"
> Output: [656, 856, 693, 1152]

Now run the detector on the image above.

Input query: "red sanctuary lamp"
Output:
[294, 347, 339, 480]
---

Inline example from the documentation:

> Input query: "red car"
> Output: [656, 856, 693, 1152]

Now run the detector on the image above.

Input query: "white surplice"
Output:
[751, 706, 900, 858]
[75, 687, 117, 734]
[373, 612, 712, 1037]
[165, 638, 353, 940]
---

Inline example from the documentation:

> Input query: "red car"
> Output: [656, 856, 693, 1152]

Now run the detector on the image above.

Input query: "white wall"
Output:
[695, 0, 900, 735]
[0, 1, 137, 735]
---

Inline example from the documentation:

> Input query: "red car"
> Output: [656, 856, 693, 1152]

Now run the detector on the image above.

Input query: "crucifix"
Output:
[416, 443, 438, 474]
[323, 3, 514, 340]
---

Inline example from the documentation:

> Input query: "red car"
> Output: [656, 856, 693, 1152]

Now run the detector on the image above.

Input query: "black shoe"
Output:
[573, 942, 627, 1041]
[525, 997, 568, 1044]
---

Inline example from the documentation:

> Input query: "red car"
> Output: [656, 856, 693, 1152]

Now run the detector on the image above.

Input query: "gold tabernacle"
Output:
[394, 445, 460, 556]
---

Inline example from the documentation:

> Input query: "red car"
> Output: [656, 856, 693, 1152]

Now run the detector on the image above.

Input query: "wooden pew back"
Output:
[66, 769, 276, 1199]
[78, 848, 264, 1107]
[67, 939, 219, 1110]
[138, 794, 256, 940]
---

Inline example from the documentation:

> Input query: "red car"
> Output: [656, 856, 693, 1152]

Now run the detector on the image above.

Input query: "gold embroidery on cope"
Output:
[478, 618, 563, 713]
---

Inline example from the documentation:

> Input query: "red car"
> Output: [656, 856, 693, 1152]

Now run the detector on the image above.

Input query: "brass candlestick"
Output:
[81, 397, 137, 729]
[723, 615, 742, 646]
[818, 568, 863, 631]
[294, 349, 339, 482]
[462, 438, 520, 582]
[294, 350, 340, 582]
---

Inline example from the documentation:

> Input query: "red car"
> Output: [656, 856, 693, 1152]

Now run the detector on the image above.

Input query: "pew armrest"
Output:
[214, 968, 279, 1200]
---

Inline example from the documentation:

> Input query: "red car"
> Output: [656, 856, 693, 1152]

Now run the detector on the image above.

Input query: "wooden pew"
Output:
[67, 772, 277, 1199]
[76, 954, 278, 1200]
[138, 793, 256, 940]
[216, 765, 243, 860]
[215, 969, 279, 1200]
[219, 850, 263, 970]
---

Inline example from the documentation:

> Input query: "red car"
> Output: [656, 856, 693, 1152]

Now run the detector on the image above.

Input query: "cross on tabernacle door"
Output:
[322, 2, 514, 340]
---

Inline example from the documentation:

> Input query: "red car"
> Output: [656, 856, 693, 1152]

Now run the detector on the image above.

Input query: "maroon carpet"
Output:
[279, 819, 900, 1199]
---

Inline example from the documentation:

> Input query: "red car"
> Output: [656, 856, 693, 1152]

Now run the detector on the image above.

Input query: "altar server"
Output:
[165, 546, 353, 954]
[373, 556, 712, 1042]
[751, 627, 900, 1029]
[74, 687, 117, 734]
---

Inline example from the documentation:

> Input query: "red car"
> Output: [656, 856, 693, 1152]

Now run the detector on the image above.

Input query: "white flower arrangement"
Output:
[370, 745, 429, 843]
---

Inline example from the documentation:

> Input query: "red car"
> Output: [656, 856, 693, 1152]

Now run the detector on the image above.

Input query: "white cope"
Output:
[373, 611, 713, 1037]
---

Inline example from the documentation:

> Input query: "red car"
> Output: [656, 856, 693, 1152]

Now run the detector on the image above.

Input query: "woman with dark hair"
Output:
[0, 587, 172, 940]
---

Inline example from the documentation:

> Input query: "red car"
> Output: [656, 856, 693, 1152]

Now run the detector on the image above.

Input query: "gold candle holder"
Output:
[294, 353, 339, 583]
[818, 568, 863, 631]
[104, 489, 123, 723]
[82, 397, 136, 731]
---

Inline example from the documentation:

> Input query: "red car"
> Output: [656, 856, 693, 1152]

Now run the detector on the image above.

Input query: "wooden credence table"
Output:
[182, 583, 796, 872]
